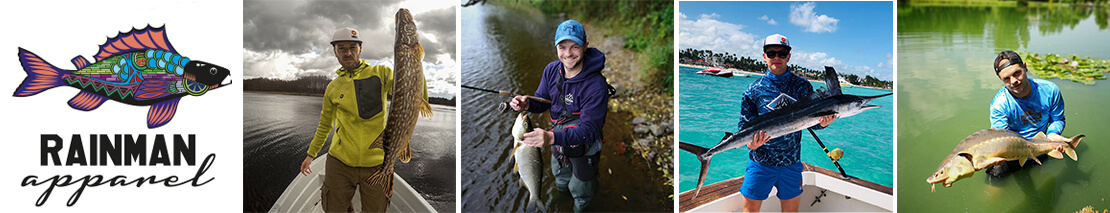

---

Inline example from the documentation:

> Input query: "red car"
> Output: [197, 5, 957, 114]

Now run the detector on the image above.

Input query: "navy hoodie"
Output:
[527, 47, 609, 147]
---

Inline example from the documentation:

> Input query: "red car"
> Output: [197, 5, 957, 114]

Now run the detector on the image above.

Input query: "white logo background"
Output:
[0, 0, 243, 212]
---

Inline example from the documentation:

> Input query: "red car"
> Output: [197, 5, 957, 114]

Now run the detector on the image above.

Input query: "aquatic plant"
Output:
[1017, 50, 1110, 85]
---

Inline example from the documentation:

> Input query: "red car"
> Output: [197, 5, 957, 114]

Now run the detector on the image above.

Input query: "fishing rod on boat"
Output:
[462, 84, 552, 113]
[808, 128, 850, 179]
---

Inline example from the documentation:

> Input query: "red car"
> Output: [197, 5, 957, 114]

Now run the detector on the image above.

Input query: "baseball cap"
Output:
[330, 27, 362, 45]
[554, 20, 586, 46]
[762, 34, 791, 51]
[994, 50, 1024, 75]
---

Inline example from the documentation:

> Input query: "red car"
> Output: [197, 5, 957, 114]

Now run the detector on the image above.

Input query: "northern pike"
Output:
[679, 66, 891, 198]
[926, 129, 1083, 191]
[511, 112, 546, 211]
[14, 26, 231, 128]
[365, 8, 434, 194]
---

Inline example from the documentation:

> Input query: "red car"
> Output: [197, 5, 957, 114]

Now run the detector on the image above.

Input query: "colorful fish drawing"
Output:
[13, 26, 231, 128]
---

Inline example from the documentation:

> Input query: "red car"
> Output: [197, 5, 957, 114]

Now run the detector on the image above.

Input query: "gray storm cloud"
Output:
[243, 0, 457, 95]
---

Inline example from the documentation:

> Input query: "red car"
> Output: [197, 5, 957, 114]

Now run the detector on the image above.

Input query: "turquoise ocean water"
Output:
[678, 65, 894, 192]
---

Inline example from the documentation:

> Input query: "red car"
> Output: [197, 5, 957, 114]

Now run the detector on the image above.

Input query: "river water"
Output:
[242, 92, 456, 212]
[898, 5, 1110, 212]
[677, 66, 894, 192]
[460, 3, 672, 212]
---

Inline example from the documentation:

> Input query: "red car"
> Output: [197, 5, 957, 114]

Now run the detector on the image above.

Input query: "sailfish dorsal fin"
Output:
[823, 66, 843, 97]
[93, 25, 177, 62]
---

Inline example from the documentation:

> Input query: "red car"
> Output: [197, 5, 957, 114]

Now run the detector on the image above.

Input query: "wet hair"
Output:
[994, 50, 1024, 76]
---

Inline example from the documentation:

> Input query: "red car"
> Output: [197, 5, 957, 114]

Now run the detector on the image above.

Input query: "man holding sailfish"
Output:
[679, 34, 891, 212]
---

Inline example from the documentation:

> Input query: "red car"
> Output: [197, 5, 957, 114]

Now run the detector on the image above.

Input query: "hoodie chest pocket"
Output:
[354, 76, 383, 119]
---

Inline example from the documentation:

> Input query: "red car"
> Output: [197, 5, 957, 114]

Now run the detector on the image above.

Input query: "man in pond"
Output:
[737, 34, 837, 212]
[299, 27, 397, 212]
[986, 50, 1071, 177]
[509, 19, 610, 212]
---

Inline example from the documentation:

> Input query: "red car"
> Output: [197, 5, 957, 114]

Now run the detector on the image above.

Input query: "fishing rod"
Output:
[462, 85, 553, 113]
[808, 128, 850, 179]
[462, 85, 552, 103]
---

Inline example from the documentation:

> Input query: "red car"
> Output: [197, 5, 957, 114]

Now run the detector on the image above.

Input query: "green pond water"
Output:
[898, 5, 1110, 212]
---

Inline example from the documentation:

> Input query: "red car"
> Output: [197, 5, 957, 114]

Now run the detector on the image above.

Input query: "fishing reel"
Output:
[497, 100, 519, 113]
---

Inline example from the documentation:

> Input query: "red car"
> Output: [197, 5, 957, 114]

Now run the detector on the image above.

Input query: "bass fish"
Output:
[14, 26, 230, 128]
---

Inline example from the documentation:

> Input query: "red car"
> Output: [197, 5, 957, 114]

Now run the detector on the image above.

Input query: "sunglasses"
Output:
[765, 50, 789, 59]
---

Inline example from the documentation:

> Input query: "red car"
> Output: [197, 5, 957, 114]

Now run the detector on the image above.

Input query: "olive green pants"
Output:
[552, 153, 600, 213]
[322, 155, 391, 213]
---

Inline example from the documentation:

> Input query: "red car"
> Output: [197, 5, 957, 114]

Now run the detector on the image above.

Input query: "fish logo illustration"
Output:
[13, 25, 231, 128]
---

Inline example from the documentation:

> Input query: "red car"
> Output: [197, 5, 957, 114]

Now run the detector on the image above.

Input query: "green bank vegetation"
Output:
[519, 0, 674, 94]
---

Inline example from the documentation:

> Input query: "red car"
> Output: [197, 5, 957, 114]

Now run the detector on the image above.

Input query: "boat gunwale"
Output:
[678, 162, 892, 212]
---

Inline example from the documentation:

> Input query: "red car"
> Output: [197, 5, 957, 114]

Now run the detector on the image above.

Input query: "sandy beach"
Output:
[679, 63, 891, 91]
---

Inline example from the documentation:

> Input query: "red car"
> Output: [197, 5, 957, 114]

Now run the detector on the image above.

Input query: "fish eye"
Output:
[210, 67, 217, 75]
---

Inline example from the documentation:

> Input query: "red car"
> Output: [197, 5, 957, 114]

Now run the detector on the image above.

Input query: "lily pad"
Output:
[1017, 50, 1110, 86]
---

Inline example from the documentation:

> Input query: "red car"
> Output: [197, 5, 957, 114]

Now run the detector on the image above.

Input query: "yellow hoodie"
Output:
[306, 60, 426, 167]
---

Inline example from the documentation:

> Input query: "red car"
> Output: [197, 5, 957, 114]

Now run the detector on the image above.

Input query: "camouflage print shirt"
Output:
[736, 69, 825, 167]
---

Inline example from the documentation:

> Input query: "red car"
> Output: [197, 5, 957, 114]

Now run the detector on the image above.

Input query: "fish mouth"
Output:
[926, 175, 945, 184]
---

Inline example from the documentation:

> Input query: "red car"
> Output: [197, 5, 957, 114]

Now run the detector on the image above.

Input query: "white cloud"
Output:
[679, 12, 760, 59]
[877, 53, 893, 69]
[758, 15, 778, 25]
[789, 2, 838, 33]
[680, 12, 888, 80]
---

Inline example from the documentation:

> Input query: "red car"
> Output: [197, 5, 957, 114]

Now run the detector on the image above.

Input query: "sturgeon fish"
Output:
[679, 66, 891, 198]
[925, 129, 986, 191]
[365, 8, 434, 195]
[962, 130, 1081, 170]
[13, 26, 231, 128]
[511, 112, 546, 211]
[926, 129, 1083, 191]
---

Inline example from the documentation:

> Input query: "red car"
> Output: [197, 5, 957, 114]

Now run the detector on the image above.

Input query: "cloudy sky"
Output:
[243, 0, 457, 96]
[680, 1, 894, 80]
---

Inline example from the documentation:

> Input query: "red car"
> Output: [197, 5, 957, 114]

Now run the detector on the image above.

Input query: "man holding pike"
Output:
[736, 34, 837, 212]
[298, 27, 398, 212]
[509, 19, 610, 212]
[986, 50, 1071, 177]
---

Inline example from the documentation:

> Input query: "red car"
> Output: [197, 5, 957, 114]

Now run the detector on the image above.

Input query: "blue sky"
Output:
[680, 1, 894, 80]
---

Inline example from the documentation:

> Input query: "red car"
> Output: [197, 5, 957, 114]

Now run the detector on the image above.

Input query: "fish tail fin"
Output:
[679, 141, 712, 198]
[530, 196, 547, 212]
[14, 48, 71, 97]
[1064, 134, 1083, 161]
[419, 98, 433, 118]
[1067, 134, 1084, 149]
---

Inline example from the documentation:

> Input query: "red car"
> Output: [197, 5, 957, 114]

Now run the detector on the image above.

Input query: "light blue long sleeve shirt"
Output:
[990, 78, 1065, 139]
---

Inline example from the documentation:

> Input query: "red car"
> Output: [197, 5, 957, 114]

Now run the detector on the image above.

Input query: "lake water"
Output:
[898, 5, 1110, 212]
[460, 3, 672, 212]
[242, 92, 456, 212]
[677, 65, 894, 192]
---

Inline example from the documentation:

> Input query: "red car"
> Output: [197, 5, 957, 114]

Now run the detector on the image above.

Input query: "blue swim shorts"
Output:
[739, 161, 804, 200]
